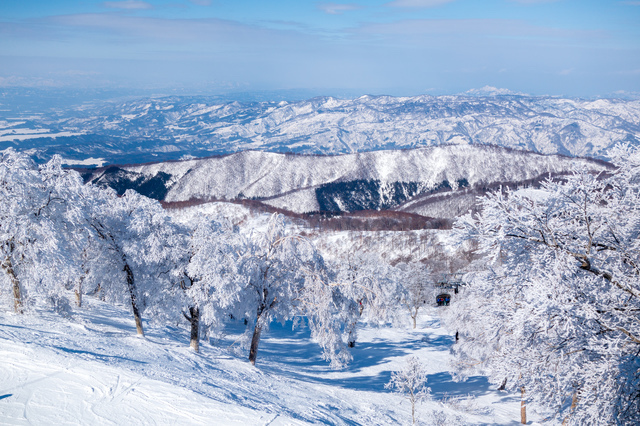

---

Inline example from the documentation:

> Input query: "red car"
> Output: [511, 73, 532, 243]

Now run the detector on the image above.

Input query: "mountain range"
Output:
[2, 93, 639, 165]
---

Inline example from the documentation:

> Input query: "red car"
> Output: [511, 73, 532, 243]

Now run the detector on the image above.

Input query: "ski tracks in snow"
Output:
[0, 301, 530, 424]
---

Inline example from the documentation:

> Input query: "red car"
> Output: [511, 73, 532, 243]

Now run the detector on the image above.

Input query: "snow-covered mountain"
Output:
[85, 145, 610, 215]
[2, 93, 639, 164]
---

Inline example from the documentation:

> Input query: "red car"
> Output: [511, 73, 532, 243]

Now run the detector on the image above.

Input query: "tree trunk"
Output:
[411, 394, 416, 425]
[347, 327, 356, 348]
[562, 391, 578, 425]
[497, 377, 507, 391]
[123, 263, 144, 336]
[249, 321, 263, 366]
[346, 320, 358, 347]
[2, 256, 23, 314]
[412, 314, 417, 329]
[76, 253, 88, 308]
[346, 300, 364, 347]
[75, 275, 85, 307]
[189, 306, 199, 352]
[521, 386, 526, 424]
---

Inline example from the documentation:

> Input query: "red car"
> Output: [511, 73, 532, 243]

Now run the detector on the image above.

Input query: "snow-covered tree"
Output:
[386, 356, 431, 425]
[212, 214, 350, 367]
[397, 262, 434, 329]
[330, 251, 406, 347]
[449, 144, 640, 425]
[181, 217, 244, 352]
[84, 188, 181, 336]
[0, 150, 85, 313]
[298, 262, 355, 368]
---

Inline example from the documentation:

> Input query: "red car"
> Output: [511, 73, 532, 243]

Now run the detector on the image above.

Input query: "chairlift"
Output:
[436, 293, 451, 306]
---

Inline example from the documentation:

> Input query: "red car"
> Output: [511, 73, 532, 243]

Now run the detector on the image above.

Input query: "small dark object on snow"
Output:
[498, 377, 508, 391]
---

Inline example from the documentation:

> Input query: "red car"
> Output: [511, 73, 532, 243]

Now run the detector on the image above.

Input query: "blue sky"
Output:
[1, 0, 639, 97]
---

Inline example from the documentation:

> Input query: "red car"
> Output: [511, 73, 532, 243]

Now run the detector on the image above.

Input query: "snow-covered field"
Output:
[0, 299, 535, 425]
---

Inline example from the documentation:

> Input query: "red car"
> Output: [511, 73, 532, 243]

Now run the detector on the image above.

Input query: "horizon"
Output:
[2, 85, 639, 112]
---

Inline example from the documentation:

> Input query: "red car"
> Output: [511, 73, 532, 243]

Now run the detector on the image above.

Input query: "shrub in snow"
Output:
[385, 356, 431, 425]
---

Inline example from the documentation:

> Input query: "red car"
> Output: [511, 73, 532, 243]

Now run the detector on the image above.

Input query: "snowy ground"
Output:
[0, 299, 538, 425]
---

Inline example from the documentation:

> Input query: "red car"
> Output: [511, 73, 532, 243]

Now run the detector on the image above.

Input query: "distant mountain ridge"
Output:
[2, 93, 639, 164]
[84, 145, 611, 216]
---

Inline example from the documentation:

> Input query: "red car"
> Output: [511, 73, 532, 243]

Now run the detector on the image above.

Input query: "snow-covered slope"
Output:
[0, 299, 533, 424]
[3, 93, 639, 164]
[88, 145, 610, 214]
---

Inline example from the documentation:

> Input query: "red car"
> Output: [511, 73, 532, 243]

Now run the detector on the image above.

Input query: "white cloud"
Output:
[102, 1, 153, 10]
[386, 0, 454, 8]
[621, 1, 640, 5]
[559, 68, 573, 75]
[47, 14, 270, 43]
[189, 0, 212, 5]
[318, 3, 361, 15]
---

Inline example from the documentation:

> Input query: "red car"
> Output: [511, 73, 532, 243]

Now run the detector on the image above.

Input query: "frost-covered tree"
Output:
[386, 356, 431, 425]
[217, 214, 350, 367]
[0, 150, 85, 313]
[397, 262, 434, 329]
[332, 251, 405, 347]
[84, 188, 181, 336]
[449, 145, 640, 425]
[298, 261, 355, 368]
[181, 217, 244, 352]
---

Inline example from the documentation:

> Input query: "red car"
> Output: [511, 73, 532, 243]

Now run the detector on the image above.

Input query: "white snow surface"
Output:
[0, 300, 535, 425]
[0, 131, 84, 142]
[61, 157, 107, 167]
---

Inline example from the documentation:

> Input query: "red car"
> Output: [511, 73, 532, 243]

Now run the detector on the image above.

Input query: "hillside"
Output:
[84, 145, 610, 215]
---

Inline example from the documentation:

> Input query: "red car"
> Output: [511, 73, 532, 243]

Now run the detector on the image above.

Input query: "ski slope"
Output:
[0, 297, 541, 425]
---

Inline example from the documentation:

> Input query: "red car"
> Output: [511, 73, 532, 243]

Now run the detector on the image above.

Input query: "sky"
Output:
[1, 0, 639, 98]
